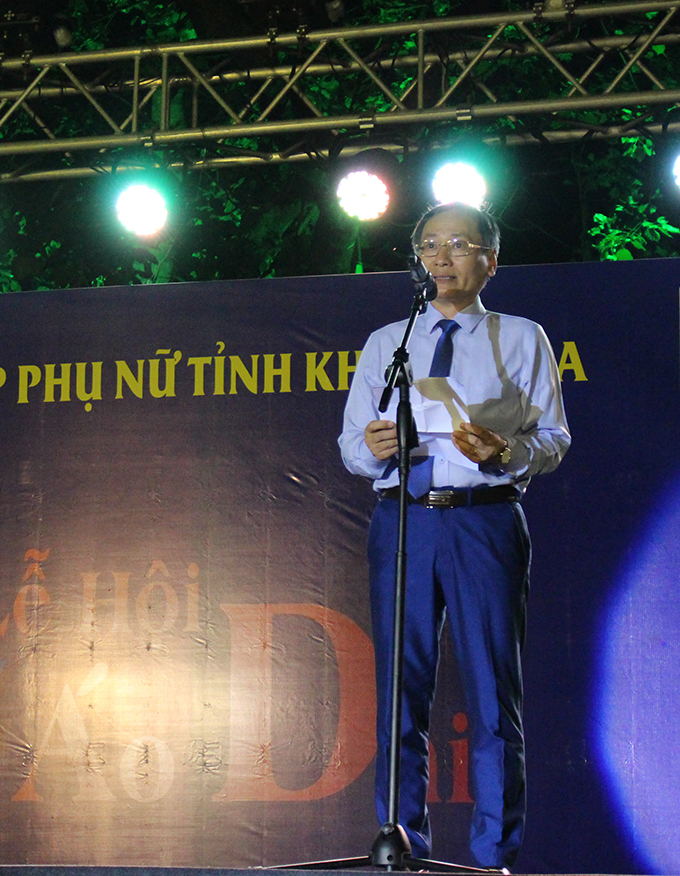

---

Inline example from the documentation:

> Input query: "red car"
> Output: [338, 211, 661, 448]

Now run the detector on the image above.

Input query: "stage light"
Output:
[334, 147, 401, 221]
[116, 184, 168, 236]
[336, 170, 390, 221]
[673, 153, 680, 187]
[432, 162, 487, 208]
[325, 0, 345, 22]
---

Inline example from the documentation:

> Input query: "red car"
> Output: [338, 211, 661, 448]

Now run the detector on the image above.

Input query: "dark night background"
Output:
[2, 0, 680, 290]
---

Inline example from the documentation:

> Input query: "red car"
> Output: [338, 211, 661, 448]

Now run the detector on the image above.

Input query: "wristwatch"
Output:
[498, 439, 512, 466]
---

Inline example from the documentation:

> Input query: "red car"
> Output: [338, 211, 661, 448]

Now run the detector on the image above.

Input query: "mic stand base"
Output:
[268, 850, 502, 874]
[370, 821, 411, 869]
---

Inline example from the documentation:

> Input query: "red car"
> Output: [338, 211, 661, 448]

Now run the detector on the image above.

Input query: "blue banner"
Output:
[0, 259, 677, 874]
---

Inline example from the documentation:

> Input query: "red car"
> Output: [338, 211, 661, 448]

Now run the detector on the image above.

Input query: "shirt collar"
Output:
[423, 296, 487, 334]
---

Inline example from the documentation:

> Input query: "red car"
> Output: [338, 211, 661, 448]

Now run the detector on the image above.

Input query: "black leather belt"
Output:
[379, 484, 520, 508]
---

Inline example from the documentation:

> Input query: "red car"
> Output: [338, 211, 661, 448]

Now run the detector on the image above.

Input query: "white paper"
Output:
[372, 379, 478, 470]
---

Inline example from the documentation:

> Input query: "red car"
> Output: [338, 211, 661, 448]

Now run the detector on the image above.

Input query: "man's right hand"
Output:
[365, 419, 398, 460]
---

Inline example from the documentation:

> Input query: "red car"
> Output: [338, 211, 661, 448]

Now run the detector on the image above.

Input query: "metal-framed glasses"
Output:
[415, 236, 491, 258]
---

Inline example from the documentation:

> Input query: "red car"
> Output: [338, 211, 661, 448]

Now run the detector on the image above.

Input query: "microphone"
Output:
[407, 254, 438, 301]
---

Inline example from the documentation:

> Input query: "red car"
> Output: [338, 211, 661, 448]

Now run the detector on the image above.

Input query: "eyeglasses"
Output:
[414, 237, 491, 258]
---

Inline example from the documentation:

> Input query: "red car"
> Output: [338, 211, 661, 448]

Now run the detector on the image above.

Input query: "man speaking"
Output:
[338, 202, 570, 869]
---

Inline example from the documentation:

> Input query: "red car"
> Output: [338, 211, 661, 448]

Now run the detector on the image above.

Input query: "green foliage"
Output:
[0, 209, 28, 292]
[0, 249, 21, 294]
[585, 134, 680, 261]
[194, 176, 244, 228]
[67, 0, 196, 50]
[35, 240, 62, 259]
[351, 0, 430, 25]
[589, 203, 680, 261]
[31, 240, 64, 290]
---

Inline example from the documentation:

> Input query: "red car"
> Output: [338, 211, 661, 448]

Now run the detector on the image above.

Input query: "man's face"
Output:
[418, 207, 497, 311]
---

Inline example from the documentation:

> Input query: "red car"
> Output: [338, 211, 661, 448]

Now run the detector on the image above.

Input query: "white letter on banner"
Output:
[119, 737, 175, 802]
[12, 663, 114, 802]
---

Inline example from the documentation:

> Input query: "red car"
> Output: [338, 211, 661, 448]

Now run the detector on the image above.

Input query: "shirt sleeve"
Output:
[338, 331, 392, 480]
[498, 322, 571, 478]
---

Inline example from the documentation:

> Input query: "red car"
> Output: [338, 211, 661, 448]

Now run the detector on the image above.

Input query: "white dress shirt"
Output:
[338, 296, 571, 494]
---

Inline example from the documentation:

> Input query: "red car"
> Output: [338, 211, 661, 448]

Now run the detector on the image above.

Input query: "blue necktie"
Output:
[429, 319, 460, 377]
[408, 319, 461, 497]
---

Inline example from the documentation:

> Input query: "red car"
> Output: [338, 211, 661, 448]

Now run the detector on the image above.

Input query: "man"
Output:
[338, 202, 570, 869]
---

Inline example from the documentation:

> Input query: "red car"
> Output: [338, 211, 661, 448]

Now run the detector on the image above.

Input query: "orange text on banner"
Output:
[214, 603, 376, 802]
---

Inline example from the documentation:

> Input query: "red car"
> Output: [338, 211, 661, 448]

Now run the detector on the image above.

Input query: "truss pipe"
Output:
[0, 1, 678, 71]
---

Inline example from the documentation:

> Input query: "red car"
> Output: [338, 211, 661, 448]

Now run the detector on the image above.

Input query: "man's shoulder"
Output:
[368, 304, 443, 338]
[365, 317, 412, 341]
[483, 309, 545, 333]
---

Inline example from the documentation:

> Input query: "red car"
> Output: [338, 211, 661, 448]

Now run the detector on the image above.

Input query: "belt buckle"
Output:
[423, 490, 456, 509]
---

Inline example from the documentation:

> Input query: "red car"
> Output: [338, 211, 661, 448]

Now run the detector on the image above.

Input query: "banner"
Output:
[0, 261, 677, 874]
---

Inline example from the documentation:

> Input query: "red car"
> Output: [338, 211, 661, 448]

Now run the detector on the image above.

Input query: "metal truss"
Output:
[1, 0, 680, 182]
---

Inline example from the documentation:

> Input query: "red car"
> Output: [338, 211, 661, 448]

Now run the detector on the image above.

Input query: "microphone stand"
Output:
[369, 256, 438, 870]
[272, 259, 498, 875]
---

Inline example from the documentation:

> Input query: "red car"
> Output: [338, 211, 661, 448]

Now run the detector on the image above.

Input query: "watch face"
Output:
[500, 448, 512, 464]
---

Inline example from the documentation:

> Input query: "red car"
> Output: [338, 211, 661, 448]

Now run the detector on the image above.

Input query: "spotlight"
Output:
[53, 20, 73, 50]
[432, 162, 487, 208]
[337, 171, 390, 221]
[673, 154, 680, 188]
[335, 148, 401, 221]
[116, 184, 168, 236]
[325, 0, 345, 23]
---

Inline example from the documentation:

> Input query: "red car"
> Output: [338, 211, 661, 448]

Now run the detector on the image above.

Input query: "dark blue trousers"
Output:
[367, 497, 531, 868]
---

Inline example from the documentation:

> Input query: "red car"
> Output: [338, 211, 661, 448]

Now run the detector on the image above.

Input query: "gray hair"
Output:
[411, 202, 501, 255]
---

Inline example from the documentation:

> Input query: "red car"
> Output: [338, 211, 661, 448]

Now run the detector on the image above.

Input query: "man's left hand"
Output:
[453, 422, 506, 464]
